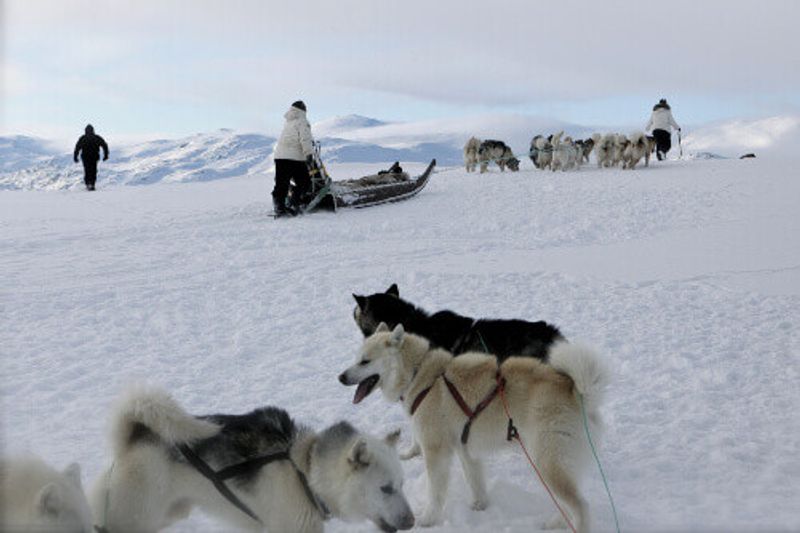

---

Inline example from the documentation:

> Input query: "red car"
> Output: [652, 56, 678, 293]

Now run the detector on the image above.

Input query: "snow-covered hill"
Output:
[3, 113, 798, 190]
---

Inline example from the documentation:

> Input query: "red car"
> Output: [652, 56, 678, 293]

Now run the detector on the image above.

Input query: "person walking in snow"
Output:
[646, 98, 681, 161]
[73, 124, 109, 190]
[272, 100, 315, 216]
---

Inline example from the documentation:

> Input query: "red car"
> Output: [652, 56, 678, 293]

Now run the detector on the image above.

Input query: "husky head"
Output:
[339, 323, 420, 404]
[315, 424, 414, 532]
[506, 156, 520, 171]
[352, 284, 416, 338]
[0, 459, 94, 533]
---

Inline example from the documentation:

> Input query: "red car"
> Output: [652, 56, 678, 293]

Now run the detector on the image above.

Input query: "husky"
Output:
[339, 324, 608, 531]
[91, 386, 414, 533]
[581, 136, 598, 164]
[611, 134, 630, 167]
[463, 137, 481, 173]
[595, 134, 615, 168]
[551, 132, 580, 172]
[352, 284, 564, 361]
[1, 456, 94, 532]
[528, 135, 550, 169]
[644, 135, 657, 167]
[478, 140, 520, 173]
[623, 131, 649, 169]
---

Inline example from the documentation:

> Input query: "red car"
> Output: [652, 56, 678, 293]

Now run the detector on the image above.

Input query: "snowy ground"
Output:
[2, 156, 799, 532]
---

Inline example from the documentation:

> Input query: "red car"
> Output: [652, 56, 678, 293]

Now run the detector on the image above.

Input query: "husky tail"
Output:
[111, 386, 220, 455]
[629, 130, 647, 147]
[549, 342, 609, 413]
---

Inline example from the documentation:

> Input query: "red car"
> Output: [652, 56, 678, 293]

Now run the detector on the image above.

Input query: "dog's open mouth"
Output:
[353, 375, 379, 404]
[377, 518, 397, 533]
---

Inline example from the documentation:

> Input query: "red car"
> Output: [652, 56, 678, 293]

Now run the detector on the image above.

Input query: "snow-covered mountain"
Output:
[0, 130, 276, 191]
[3, 113, 798, 190]
[312, 114, 390, 137]
[682, 115, 800, 158]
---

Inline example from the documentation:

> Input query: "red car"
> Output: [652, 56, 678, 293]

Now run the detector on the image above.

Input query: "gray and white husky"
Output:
[1, 456, 93, 532]
[340, 324, 608, 532]
[91, 386, 414, 533]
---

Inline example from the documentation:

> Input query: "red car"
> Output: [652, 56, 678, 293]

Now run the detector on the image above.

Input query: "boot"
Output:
[272, 195, 296, 217]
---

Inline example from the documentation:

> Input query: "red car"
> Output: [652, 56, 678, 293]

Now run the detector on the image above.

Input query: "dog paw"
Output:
[418, 508, 443, 527]
[470, 498, 489, 511]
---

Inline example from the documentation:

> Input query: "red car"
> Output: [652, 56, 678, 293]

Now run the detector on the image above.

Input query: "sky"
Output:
[1, 0, 799, 145]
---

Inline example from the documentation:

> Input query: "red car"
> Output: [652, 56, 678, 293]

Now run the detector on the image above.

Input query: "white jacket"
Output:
[646, 107, 680, 132]
[273, 107, 314, 161]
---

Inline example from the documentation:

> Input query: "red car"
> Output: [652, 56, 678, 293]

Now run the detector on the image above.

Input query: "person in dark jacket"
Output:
[73, 124, 109, 190]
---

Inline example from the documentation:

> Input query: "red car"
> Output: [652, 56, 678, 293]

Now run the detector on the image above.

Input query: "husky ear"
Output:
[37, 483, 62, 517]
[375, 322, 390, 333]
[353, 294, 367, 310]
[384, 429, 401, 448]
[348, 438, 371, 469]
[386, 284, 399, 297]
[63, 463, 82, 489]
[389, 324, 405, 346]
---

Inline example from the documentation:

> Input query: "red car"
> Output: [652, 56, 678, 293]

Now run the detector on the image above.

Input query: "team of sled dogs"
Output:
[465, 131, 658, 172]
[2, 285, 609, 533]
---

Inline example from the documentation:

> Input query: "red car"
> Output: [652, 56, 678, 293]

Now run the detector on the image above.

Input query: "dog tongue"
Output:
[353, 375, 378, 404]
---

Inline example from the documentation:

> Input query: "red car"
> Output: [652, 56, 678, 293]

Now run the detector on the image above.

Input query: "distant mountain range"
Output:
[2, 114, 797, 190]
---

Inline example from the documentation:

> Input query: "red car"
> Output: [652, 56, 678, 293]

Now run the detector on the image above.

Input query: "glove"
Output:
[73, 157, 78, 163]
[305, 155, 313, 166]
[103, 155, 108, 161]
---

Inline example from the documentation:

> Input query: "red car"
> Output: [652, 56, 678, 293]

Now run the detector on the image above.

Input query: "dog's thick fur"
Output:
[623, 131, 649, 169]
[531, 135, 554, 170]
[551, 132, 580, 172]
[339, 324, 608, 531]
[594, 134, 615, 168]
[1, 456, 93, 532]
[478, 140, 520, 173]
[91, 386, 414, 533]
[353, 284, 564, 361]
[463, 137, 481, 173]
[611, 134, 630, 167]
[644, 135, 657, 167]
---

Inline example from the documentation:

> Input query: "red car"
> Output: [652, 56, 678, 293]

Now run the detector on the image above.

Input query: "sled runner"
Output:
[274, 142, 436, 218]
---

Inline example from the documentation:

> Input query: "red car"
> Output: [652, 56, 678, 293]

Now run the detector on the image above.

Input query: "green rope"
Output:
[579, 393, 621, 533]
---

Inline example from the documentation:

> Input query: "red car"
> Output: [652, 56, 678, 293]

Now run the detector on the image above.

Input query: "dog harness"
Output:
[410, 371, 506, 445]
[177, 444, 330, 525]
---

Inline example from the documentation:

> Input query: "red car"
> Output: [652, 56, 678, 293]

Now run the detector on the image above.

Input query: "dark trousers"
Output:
[272, 159, 311, 205]
[652, 129, 672, 158]
[82, 158, 98, 189]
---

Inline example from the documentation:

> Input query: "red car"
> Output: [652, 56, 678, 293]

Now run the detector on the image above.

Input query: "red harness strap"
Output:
[410, 372, 505, 445]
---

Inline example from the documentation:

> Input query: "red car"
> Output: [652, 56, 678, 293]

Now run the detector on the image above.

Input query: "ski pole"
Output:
[678, 130, 683, 159]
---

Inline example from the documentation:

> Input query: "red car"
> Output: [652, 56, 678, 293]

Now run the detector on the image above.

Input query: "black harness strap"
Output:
[177, 445, 330, 524]
[178, 444, 263, 523]
[409, 372, 506, 445]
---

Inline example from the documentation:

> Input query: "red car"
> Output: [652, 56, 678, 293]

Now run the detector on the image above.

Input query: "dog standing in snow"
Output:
[463, 137, 481, 172]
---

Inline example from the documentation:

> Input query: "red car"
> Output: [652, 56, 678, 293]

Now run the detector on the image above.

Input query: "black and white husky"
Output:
[353, 284, 564, 362]
[91, 386, 414, 532]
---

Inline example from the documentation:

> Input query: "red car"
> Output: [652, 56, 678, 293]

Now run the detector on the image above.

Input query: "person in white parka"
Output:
[272, 100, 315, 216]
[646, 98, 681, 161]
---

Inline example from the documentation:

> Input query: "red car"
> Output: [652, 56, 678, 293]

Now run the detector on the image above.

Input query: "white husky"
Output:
[1, 456, 93, 532]
[623, 131, 649, 169]
[463, 137, 481, 172]
[551, 132, 579, 172]
[340, 324, 608, 532]
[91, 386, 414, 532]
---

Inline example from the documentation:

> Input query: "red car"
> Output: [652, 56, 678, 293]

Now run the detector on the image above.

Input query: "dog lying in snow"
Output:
[91, 386, 414, 533]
